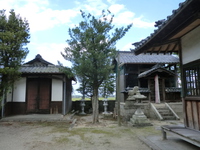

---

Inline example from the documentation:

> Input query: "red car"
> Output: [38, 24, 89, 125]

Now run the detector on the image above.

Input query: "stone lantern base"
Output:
[129, 108, 152, 126]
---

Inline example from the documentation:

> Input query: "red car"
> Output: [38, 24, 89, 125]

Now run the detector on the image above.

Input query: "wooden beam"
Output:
[157, 45, 163, 54]
[163, 44, 171, 54]
[150, 47, 156, 55]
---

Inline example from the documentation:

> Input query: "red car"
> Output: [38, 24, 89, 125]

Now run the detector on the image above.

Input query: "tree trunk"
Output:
[92, 88, 99, 124]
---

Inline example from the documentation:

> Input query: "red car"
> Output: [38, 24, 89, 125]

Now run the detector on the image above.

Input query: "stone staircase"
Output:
[151, 103, 179, 120]
[156, 106, 176, 120]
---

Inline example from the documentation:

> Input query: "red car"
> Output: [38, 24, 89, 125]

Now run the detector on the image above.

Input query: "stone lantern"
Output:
[80, 98, 86, 115]
[102, 98, 108, 114]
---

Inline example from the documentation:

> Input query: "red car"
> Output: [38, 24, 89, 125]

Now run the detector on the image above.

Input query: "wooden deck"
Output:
[161, 125, 200, 147]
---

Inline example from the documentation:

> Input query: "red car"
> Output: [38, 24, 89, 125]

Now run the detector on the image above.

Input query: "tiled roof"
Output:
[25, 54, 53, 66]
[165, 87, 181, 93]
[123, 87, 151, 93]
[117, 51, 179, 65]
[133, 0, 200, 55]
[138, 64, 176, 78]
[20, 54, 62, 74]
[19, 66, 62, 74]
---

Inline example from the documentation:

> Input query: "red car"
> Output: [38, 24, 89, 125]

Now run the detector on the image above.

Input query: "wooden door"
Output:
[27, 78, 51, 113]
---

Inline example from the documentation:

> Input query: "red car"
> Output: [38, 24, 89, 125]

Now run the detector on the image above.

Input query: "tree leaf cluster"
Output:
[62, 10, 132, 123]
[62, 10, 132, 90]
[0, 9, 30, 100]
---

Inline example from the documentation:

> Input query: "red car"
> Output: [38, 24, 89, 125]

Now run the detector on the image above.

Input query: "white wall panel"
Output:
[52, 79, 63, 101]
[182, 26, 200, 64]
[12, 77, 26, 102]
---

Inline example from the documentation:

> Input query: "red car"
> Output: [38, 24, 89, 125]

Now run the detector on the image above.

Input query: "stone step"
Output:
[158, 110, 171, 114]
[154, 106, 176, 120]
[163, 116, 176, 120]
[151, 103, 178, 120]
[159, 113, 174, 116]
[153, 103, 166, 107]
[156, 107, 168, 110]
[157, 109, 171, 113]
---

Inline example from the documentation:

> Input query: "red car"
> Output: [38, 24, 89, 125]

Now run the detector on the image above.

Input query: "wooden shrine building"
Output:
[114, 51, 180, 103]
[3, 54, 74, 117]
[134, 0, 200, 146]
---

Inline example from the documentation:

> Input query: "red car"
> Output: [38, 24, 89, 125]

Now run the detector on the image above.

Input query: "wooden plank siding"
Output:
[183, 60, 200, 131]
[186, 100, 194, 129]
[192, 101, 199, 130]
[185, 99, 200, 131]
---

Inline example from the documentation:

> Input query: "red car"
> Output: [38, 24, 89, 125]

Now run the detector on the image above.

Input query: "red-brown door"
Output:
[27, 78, 51, 113]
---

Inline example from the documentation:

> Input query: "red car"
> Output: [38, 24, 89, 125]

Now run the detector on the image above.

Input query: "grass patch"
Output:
[90, 129, 116, 136]
[132, 126, 160, 136]
[55, 136, 71, 143]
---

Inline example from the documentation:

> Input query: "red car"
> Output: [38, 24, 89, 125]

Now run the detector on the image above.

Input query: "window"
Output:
[184, 61, 200, 96]
[140, 79, 148, 88]
[126, 73, 138, 87]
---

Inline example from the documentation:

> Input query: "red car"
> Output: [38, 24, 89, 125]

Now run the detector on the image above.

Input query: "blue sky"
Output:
[0, 0, 184, 94]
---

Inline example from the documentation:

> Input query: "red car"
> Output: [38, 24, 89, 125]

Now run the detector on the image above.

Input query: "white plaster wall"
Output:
[51, 79, 63, 101]
[12, 77, 26, 102]
[181, 26, 200, 64]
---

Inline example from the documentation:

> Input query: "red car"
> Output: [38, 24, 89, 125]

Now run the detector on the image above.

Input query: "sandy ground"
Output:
[0, 114, 183, 150]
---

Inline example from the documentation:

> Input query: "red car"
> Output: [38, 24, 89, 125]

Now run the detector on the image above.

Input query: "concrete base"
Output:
[129, 108, 152, 126]
[119, 101, 149, 122]
[117, 102, 183, 122]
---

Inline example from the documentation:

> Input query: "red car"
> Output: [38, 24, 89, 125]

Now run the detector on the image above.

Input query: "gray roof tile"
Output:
[138, 65, 176, 78]
[19, 54, 63, 74]
[19, 66, 61, 74]
[117, 51, 179, 65]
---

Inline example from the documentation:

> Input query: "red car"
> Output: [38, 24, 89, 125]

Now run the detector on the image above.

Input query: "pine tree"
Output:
[62, 10, 132, 123]
[0, 9, 30, 103]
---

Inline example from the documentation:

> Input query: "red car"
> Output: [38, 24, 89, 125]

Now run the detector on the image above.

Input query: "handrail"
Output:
[150, 103, 163, 120]
[165, 103, 180, 120]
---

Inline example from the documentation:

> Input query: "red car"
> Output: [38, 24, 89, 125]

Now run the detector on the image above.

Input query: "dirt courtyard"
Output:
[0, 114, 183, 150]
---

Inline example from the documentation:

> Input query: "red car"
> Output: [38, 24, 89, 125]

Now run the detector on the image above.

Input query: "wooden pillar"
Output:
[162, 128, 167, 140]
[148, 79, 151, 102]
[155, 74, 160, 103]
[162, 79, 165, 102]
[62, 76, 66, 115]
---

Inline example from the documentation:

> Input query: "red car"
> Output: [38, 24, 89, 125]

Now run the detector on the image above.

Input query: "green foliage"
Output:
[62, 9, 132, 123]
[0, 9, 30, 100]
[62, 9, 131, 90]
[99, 73, 115, 98]
[76, 76, 93, 98]
[58, 61, 74, 79]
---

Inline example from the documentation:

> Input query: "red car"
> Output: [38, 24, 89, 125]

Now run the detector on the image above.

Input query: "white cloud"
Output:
[80, 0, 108, 15]
[121, 42, 133, 51]
[108, 4, 124, 14]
[0, 0, 79, 33]
[132, 16, 154, 28]
[27, 42, 71, 67]
[111, 10, 154, 28]
[0, 0, 154, 32]
[78, 0, 154, 28]
[26, 9, 78, 32]
[107, 0, 117, 4]
[113, 11, 135, 25]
